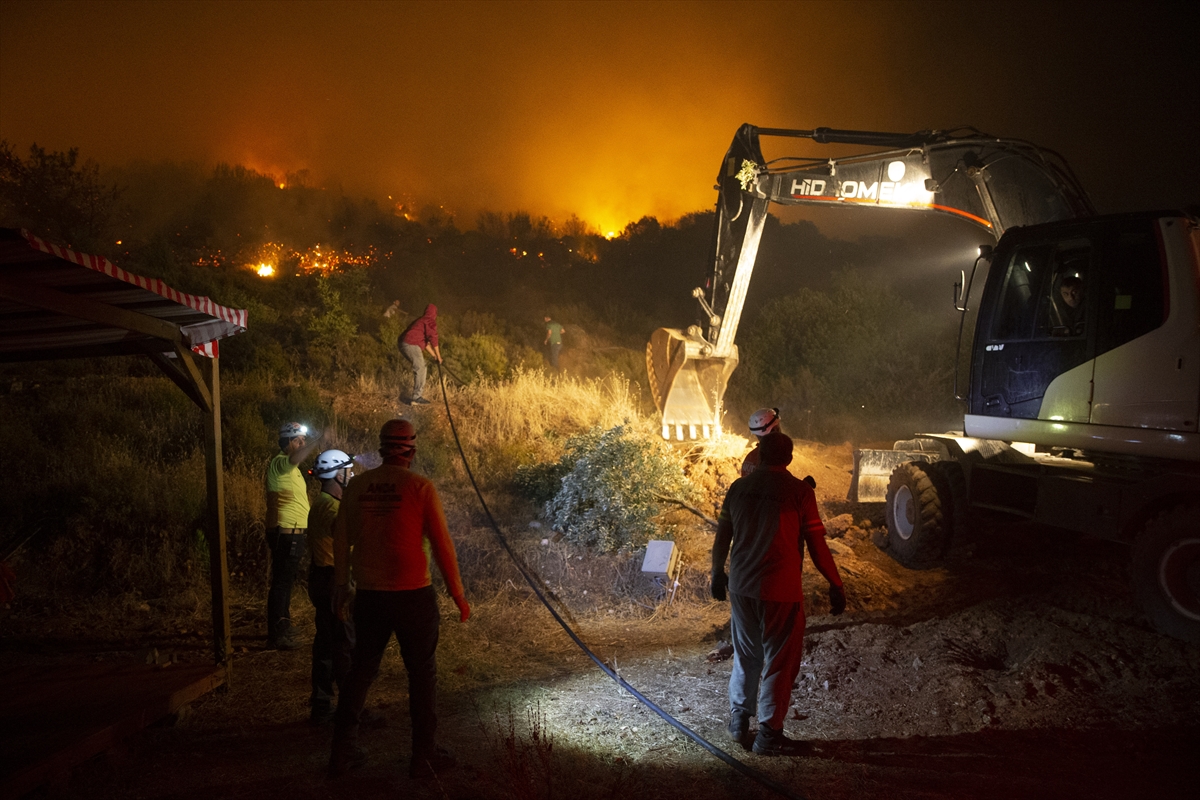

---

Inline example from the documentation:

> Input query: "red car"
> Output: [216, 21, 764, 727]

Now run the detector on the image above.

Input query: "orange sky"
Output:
[2, 1, 1196, 234]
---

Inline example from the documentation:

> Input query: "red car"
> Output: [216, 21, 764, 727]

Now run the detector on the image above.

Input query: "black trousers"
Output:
[307, 565, 354, 711]
[266, 529, 305, 638]
[333, 586, 440, 756]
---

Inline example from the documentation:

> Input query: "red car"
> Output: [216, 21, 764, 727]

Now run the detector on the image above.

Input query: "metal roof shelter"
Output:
[0, 226, 247, 671]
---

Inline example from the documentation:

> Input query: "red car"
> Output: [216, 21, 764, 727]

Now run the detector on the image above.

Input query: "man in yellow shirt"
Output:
[328, 419, 469, 780]
[265, 422, 323, 650]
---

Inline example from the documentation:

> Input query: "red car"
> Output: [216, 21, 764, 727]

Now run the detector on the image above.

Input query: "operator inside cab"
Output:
[1050, 272, 1086, 337]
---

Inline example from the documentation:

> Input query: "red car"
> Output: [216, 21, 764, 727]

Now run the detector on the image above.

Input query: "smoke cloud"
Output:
[2, 1, 1196, 233]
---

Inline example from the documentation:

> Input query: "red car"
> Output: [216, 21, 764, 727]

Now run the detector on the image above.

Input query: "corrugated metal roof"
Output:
[0, 228, 247, 362]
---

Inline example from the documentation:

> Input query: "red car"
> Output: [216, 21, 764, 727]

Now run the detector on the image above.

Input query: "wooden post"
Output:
[202, 356, 233, 678]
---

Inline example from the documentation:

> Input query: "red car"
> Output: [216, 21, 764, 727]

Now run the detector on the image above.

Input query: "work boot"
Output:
[328, 743, 368, 778]
[752, 723, 810, 756]
[727, 710, 750, 746]
[267, 620, 301, 651]
[409, 746, 456, 779]
[412, 397, 431, 405]
[310, 703, 335, 726]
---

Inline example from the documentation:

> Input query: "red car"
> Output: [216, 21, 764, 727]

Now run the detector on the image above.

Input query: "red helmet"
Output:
[380, 419, 417, 458]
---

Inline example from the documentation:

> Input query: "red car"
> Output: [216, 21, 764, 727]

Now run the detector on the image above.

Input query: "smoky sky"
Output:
[2, 0, 1196, 235]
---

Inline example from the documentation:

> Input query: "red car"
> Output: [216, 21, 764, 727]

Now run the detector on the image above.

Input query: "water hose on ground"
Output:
[434, 364, 808, 800]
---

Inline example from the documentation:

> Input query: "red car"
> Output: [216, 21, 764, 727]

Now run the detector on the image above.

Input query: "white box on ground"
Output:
[641, 540, 679, 580]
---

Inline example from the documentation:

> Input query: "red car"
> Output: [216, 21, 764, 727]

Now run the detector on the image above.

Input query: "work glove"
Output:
[453, 594, 471, 622]
[829, 583, 846, 616]
[332, 582, 355, 622]
[711, 572, 728, 602]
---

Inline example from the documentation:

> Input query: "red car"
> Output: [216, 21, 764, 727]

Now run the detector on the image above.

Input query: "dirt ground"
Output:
[4, 440, 1200, 799]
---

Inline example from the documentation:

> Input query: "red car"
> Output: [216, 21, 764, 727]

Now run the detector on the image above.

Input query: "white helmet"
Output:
[312, 449, 354, 480]
[748, 407, 781, 436]
[279, 422, 309, 439]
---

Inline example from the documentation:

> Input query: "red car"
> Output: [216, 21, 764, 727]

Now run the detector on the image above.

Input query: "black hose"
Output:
[435, 364, 808, 800]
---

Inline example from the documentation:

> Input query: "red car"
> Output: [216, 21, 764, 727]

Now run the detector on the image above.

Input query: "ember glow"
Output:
[239, 241, 375, 277]
[296, 244, 377, 274]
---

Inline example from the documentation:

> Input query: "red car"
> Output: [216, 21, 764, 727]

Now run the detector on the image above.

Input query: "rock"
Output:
[827, 538, 854, 559]
[825, 513, 855, 538]
[706, 641, 734, 662]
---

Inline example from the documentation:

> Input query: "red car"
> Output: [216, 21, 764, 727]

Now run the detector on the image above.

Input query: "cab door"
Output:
[1090, 216, 1198, 432]
[971, 229, 1096, 420]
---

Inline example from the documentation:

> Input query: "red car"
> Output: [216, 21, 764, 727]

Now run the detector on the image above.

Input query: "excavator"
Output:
[647, 124, 1200, 641]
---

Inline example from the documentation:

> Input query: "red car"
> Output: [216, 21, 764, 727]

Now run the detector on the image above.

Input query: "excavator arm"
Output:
[648, 123, 1093, 440]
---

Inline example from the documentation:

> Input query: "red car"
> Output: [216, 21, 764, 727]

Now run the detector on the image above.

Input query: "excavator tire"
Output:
[1132, 502, 1200, 643]
[884, 461, 951, 569]
[928, 460, 969, 544]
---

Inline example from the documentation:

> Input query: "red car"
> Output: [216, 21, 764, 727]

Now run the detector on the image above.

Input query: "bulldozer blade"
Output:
[646, 327, 738, 440]
[851, 448, 944, 503]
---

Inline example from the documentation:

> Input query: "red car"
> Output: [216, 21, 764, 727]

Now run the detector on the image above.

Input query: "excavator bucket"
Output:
[646, 327, 738, 440]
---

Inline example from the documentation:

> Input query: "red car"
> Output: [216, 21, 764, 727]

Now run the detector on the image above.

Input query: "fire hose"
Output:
[434, 363, 808, 800]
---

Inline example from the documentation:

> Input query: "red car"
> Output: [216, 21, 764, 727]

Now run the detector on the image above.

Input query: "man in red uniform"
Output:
[712, 431, 846, 755]
[740, 407, 781, 477]
[398, 303, 442, 404]
[328, 419, 470, 779]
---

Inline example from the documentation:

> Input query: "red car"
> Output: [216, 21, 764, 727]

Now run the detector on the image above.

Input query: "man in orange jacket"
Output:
[328, 419, 470, 780]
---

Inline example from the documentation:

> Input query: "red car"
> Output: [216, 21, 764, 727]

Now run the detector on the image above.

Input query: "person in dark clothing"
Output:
[712, 431, 846, 755]
[398, 304, 442, 404]
[1055, 275, 1086, 336]
[305, 449, 356, 725]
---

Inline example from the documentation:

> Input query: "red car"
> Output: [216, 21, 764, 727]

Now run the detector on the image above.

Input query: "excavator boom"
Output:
[648, 124, 1094, 440]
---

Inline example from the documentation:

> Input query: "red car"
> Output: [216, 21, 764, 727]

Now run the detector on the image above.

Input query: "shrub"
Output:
[445, 332, 509, 382]
[544, 424, 696, 553]
[513, 461, 569, 506]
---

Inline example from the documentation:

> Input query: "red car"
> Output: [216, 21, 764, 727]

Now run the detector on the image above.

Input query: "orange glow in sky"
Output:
[1, 1, 1196, 228]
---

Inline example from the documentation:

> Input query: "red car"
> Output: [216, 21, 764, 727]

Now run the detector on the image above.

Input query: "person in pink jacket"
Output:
[712, 431, 846, 755]
[398, 304, 442, 404]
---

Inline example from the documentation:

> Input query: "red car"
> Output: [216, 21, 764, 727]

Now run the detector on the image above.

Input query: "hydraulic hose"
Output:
[435, 364, 808, 800]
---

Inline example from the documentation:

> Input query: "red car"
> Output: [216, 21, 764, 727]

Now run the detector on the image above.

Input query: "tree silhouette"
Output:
[0, 141, 123, 253]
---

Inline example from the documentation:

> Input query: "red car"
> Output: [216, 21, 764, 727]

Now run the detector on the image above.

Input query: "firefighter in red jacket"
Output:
[712, 431, 846, 755]
[328, 419, 469, 780]
[398, 303, 441, 404]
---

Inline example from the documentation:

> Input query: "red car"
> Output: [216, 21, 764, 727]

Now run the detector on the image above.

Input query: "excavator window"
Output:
[1040, 245, 1091, 338]
[992, 244, 1052, 340]
[1096, 223, 1168, 355]
[992, 239, 1093, 341]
